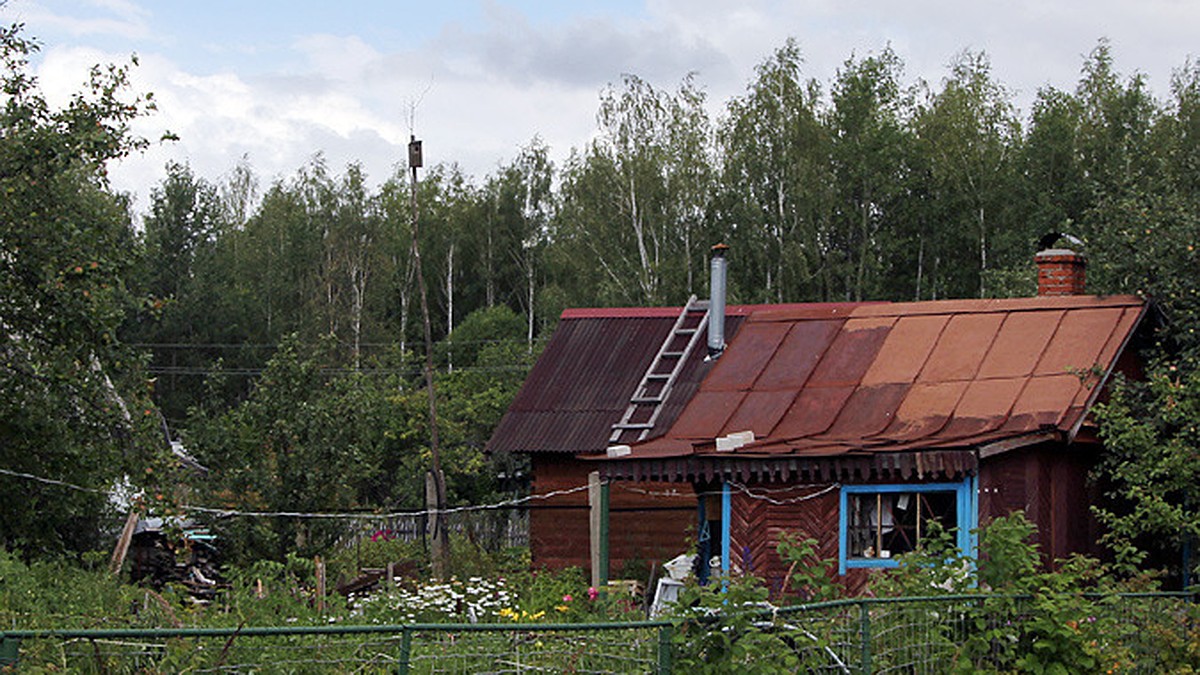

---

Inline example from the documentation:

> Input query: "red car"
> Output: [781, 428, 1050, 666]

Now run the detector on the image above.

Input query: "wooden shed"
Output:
[491, 246, 1150, 591]
[603, 291, 1148, 594]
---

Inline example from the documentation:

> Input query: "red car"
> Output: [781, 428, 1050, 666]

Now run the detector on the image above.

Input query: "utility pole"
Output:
[408, 135, 449, 578]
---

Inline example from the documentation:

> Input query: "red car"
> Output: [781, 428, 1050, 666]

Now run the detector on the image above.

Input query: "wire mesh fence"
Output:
[0, 622, 670, 674]
[1, 592, 1195, 673]
[765, 592, 1198, 673]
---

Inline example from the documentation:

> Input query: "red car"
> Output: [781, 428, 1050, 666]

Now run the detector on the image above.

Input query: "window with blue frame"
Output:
[839, 480, 975, 574]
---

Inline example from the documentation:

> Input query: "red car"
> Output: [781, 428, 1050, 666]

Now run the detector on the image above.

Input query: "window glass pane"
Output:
[847, 490, 957, 560]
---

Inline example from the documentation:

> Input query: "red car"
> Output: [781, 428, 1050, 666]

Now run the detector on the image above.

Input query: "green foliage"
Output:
[951, 555, 1140, 673]
[4, 541, 1200, 673]
[911, 50, 1024, 300]
[124, 161, 231, 422]
[180, 302, 533, 565]
[662, 515, 1198, 674]
[826, 46, 916, 301]
[187, 337, 408, 562]
[0, 548, 142, 628]
[0, 22, 168, 555]
[870, 519, 975, 597]
[774, 531, 842, 602]
[930, 513, 1155, 673]
[506, 566, 634, 622]
[553, 72, 716, 306]
[1094, 367, 1200, 581]
[440, 304, 524, 368]
[977, 511, 1041, 591]
[668, 575, 802, 674]
[718, 39, 835, 303]
[322, 535, 428, 585]
[214, 555, 328, 627]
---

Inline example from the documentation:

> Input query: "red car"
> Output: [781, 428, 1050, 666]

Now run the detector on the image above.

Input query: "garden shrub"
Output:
[775, 531, 843, 603]
[667, 574, 804, 674]
[0, 548, 141, 629]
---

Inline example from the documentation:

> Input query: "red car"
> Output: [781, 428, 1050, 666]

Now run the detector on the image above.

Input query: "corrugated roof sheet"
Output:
[486, 302, 862, 454]
[626, 294, 1147, 460]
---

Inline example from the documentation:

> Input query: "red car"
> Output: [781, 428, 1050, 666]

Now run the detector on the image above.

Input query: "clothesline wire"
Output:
[1, 466, 842, 521]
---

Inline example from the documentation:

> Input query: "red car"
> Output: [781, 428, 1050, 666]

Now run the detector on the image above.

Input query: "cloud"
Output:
[4, 0, 152, 40]
[425, 5, 733, 89]
[292, 33, 382, 83]
[18, 0, 1200, 219]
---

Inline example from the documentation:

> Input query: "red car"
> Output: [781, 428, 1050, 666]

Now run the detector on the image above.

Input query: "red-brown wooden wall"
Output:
[978, 443, 1105, 563]
[723, 443, 1103, 598]
[531, 442, 1101, 595]
[530, 454, 695, 574]
[727, 483, 873, 597]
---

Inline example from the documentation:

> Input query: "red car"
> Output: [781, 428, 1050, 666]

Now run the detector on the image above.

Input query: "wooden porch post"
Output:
[589, 471, 610, 589]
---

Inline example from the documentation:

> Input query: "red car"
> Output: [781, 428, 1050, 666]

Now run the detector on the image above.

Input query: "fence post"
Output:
[859, 600, 871, 675]
[0, 635, 18, 668]
[397, 627, 411, 675]
[657, 624, 673, 674]
[315, 556, 326, 613]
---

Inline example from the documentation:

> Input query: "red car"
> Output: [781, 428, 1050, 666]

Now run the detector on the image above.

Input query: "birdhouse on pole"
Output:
[408, 136, 423, 169]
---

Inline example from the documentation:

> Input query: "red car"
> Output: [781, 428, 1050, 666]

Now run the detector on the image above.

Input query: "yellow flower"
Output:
[555, 605, 569, 613]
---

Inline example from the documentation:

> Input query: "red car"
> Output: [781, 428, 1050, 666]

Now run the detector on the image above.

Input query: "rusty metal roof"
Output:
[486, 303, 859, 455]
[626, 295, 1147, 460]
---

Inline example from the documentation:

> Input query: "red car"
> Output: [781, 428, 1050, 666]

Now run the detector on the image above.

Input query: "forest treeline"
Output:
[4, 23, 1200, 562]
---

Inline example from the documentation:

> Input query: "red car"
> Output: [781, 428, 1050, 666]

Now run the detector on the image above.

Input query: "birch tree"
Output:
[553, 74, 714, 306]
[826, 47, 913, 301]
[911, 51, 1020, 299]
[719, 40, 832, 302]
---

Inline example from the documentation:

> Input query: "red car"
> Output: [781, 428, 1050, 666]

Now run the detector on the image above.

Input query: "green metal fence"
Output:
[1, 592, 1194, 673]
[748, 591, 1198, 673]
[0, 621, 672, 674]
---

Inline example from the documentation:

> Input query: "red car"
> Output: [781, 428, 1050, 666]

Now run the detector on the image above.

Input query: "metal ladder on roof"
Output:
[609, 295, 710, 444]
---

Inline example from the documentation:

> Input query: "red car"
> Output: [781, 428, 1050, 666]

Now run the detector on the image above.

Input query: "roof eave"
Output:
[977, 431, 1062, 459]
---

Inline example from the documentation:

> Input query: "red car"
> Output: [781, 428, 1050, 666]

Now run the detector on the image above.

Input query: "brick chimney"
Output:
[1036, 248, 1087, 296]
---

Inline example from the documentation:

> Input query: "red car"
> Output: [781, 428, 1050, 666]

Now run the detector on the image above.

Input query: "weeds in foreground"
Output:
[665, 513, 1200, 674]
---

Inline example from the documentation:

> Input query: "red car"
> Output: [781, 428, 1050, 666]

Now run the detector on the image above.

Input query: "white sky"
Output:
[2, 0, 1197, 215]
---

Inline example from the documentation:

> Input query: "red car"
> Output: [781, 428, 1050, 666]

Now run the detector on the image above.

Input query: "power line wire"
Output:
[2, 464, 840, 521]
[0, 465, 587, 519]
[144, 364, 532, 377]
[0, 467, 109, 496]
[183, 485, 592, 520]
